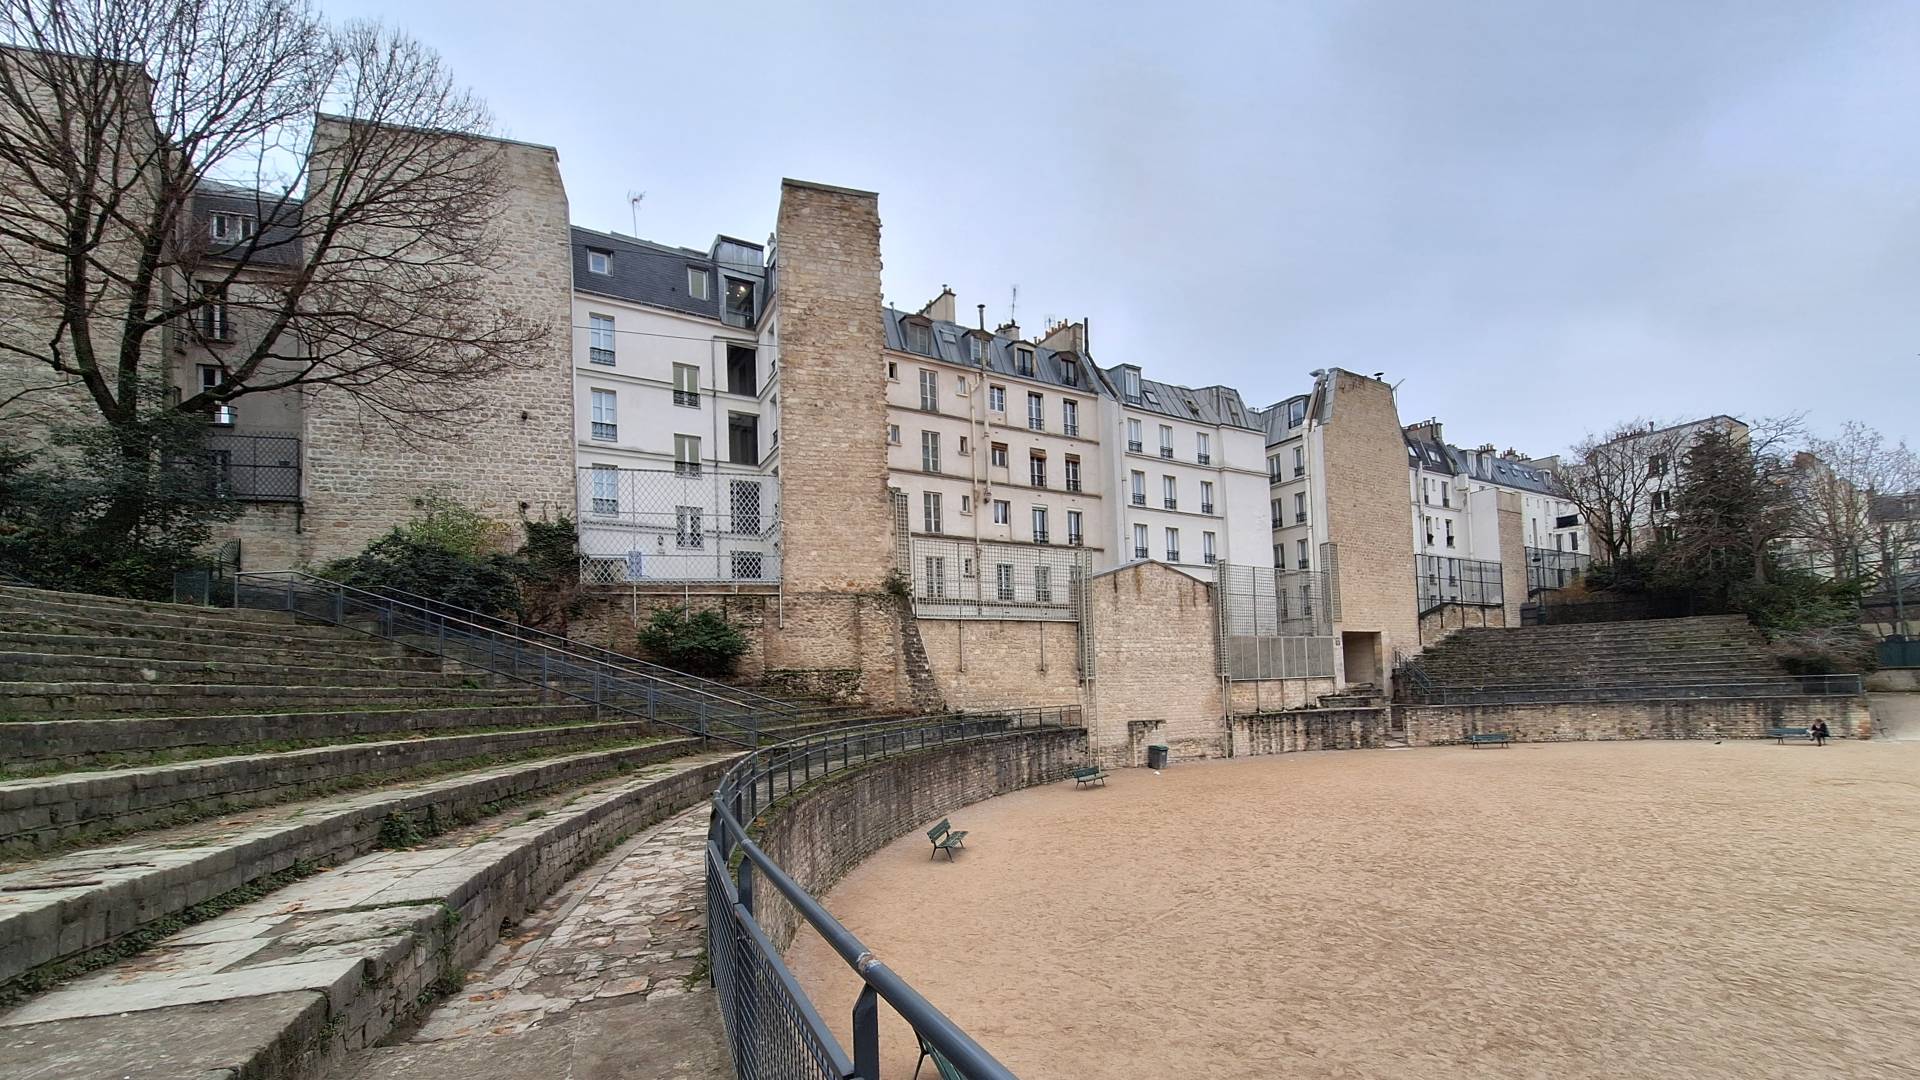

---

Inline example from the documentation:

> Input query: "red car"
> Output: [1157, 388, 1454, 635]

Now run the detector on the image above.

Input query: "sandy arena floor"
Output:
[787, 741, 1920, 1079]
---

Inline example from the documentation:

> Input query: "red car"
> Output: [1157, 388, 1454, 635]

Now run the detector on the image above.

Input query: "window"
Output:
[1064, 455, 1082, 492]
[1288, 398, 1306, 427]
[1441, 484, 1452, 508]
[731, 552, 765, 580]
[1296, 538, 1309, 569]
[921, 430, 940, 473]
[673, 363, 699, 406]
[1029, 453, 1047, 488]
[1162, 475, 1177, 510]
[1200, 480, 1215, 514]
[1027, 392, 1045, 431]
[923, 492, 943, 534]
[923, 556, 946, 599]
[1294, 492, 1307, 524]
[905, 321, 933, 355]
[1658, 524, 1677, 543]
[1014, 347, 1034, 376]
[1062, 399, 1079, 436]
[723, 277, 756, 327]
[1424, 515, 1435, 546]
[686, 267, 709, 297]
[962, 558, 976, 579]
[1651, 490, 1669, 511]
[1032, 506, 1050, 543]
[1123, 368, 1141, 402]
[887, 360, 898, 380]
[727, 412, 758, 465]
[989, 385, 1006, 413]
[1130, 470, 1146, 506]
[1067, 510, 1083, 545]
[1196, 432, 1211, 464]
[887, 424, 901, 445]
[919, 369, 939, 411]
[1444, 519, 1455, 548]
[590, 465, 618, 515]
[732, 480, 763, 534]
[1422, 479, 1432, 506]
[956, 376, 968, 395]
[1061, 358, 1079, 386]
[726, 344, 757, 395]
[1133, 523, 1149, 560]
[1203, 531, 1216, 565]
[588, 250, 611, 275]
[590, 389, 617, 441]
[996, 563, 1015, 601]
[588, 314, 615, 365]
[1159, 425, 1174, 458]
[1271, 498, 1282, 524]
[960, 494, 973, 515]
[958, 435, 970, 456]
[198, 281, 230, 340]
[968, 336, 984, 362]
[1570, 533, 1580, 552]
[993, 500, 1010, 524]
[676, 506, 704, 549]
[1034, 565, 1053, 603]
[1293, 447, 1305, 477]
[197, 364, 220, 392]
[1648, 454, 1670, 478]
[674, 434, 701, 475]
[1165, 527, 1181, 562]
[991, 442, 1009, 468]
[209, 212, 256, 241]
[1127, 418, 1143, 452]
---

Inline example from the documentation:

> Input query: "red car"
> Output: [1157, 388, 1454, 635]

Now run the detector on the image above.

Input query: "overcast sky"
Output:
[335, 0, 1918, 455]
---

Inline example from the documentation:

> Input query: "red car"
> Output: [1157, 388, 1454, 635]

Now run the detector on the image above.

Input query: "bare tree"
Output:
[1792, 422, 1919, 578]
[1557, 418, 1693, 562]
[0, 0, 549, 431]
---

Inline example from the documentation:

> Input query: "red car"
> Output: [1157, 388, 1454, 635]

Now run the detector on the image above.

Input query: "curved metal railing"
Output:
[706, 707, 1082, 1079]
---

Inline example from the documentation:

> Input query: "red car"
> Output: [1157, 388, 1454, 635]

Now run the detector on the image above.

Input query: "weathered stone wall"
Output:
[296, 124, 576, 565]
[1319, 371, 1418, 684]
[573, 589, 775, 678]
[1417, 602, 1509, 645]
[1083, 562, 1226, 766]
[220, 503, 307, 572]
[1401, 696, 1873, 744]
[1227, 676, 1339, 715]
[754, 728, 1085, 951]
[915, 617, 1082, 710]
[1496, 489, 1526, 626]
[1229, 707, 1393, 755]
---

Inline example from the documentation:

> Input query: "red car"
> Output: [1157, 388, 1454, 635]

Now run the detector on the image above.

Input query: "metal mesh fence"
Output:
[1525, 547, 1591, 594]
[1416, 554, 1503, 611]
[204, 430, 300, 502]
[910, 537, 1090, 622]
[578, 466, 780, 584]
[1213, 562, 1335, 679]
[706, 849, 850, 1080]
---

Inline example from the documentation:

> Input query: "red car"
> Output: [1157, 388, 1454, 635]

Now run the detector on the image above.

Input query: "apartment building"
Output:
[1097, 362, 1269, 576]
[569, 228, 781, 583]
[1260, 394, 1316, 572]
[884, 294, 1103, 613]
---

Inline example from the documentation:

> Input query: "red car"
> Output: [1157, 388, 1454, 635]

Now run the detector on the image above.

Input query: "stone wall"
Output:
[296, 124, 577, 566]
[1319, 371, 1419, 683]
[1229, 707, 1393, 755]
[753, 728, 1085, 951]
[1083, 562, 1226, 766]
[915, 617, 1082, 710]
[1227, 676, 1339, 715]
[1496, 490, 1526, 626]
[1401, 696, 1874, 744]
[1417, 602, 1508, 645]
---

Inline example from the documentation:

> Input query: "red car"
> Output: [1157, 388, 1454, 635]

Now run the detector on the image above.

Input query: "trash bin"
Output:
[1146, 744, 1170, 770]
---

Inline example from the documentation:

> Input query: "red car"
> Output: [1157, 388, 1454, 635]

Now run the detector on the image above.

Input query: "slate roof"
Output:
[1412, 439, 1565, 496]
[1097, 367, 1261, 431]
[191, 181, 303, 267]
[882, 309, 1104, 396]
[570, 226, 764, 321]
[1255, 395, 1312, 443]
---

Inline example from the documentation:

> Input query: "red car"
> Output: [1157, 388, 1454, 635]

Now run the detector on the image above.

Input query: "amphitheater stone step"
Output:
[0, 630, 440, 671]
[0, 652, 500, 690]
[0, 681, 542, 718]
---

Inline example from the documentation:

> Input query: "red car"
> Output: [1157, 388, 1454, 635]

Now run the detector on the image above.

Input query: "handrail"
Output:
[242, 569, 801, 717]
[1402, 673, 1864, 705]
[707, 707, 1081, 1079]
[233, 571, 768, 747]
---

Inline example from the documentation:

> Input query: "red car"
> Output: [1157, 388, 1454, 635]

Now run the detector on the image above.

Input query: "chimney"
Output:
[976, 303, 986, 331]
[994, 319, 1020, 341]
[919, 286, 956, 324]
[1037, 318, 1086, 354]
[1404, 418, 1443, 444]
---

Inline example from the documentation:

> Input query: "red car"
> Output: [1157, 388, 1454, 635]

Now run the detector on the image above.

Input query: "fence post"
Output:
[735, 857, 753, 916]
[332, 586, 343, 625]
[852, 985, 881, 1079]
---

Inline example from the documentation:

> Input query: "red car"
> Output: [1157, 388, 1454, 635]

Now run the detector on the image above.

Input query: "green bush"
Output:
[1770, 625, 1878, 676]
[637, 608, 748, 677]
[515, 516, 586, 630]
[320, 531, 523, 615]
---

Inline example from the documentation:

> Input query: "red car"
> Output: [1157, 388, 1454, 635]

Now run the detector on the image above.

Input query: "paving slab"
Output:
[0, 991, 326, 1080]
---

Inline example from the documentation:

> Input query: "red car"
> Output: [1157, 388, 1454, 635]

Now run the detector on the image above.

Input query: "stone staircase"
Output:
[0, 585, 863, 1079]
[1401, 615, 1805, 703]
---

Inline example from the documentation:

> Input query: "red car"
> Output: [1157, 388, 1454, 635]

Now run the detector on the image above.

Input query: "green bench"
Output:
[1768, 726, 1812, 744]
[914, 1034, 965, 1080]
[1071, 765, 1108, 787]
[1466, 732, 1512, 749]
[927, 818, 968, 860]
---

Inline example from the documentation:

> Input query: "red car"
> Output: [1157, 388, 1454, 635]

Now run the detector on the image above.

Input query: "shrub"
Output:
[516, 516, 586, 630]
[320, 531, 523, 615]
[637, 608, 748, 677]
[1770, 625, 1878, 676]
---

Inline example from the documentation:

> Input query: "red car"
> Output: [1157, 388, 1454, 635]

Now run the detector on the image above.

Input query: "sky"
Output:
[332, 0, 1920, 456]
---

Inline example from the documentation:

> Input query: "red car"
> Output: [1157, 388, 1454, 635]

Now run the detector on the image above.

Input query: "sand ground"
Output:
[787, 741, 1920, 1080]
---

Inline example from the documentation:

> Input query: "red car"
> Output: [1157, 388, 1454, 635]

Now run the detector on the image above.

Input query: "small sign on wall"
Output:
[626, 550, 645, 581]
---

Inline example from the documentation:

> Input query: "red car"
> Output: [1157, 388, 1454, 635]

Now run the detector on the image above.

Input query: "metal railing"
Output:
[1400, 673, 1863, 705]
[910, 538, 1089, 622]
[204, 430, 300, 502]
[579, 465, 780, 584]
[1416, 554, 1503, 613]
[234, 570, 788, 745]
[708, 708, 1081, 1080]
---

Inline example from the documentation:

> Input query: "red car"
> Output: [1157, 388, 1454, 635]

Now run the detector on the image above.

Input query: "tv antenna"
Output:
[1010, 284, 1019, 325]
[627, 190, 646, 235]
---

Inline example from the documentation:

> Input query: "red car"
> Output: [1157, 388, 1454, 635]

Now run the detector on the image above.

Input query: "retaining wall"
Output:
[1401, 696, 1873, 744]
[1229, 708, 1394, 756]
[754, 728, 1085, 951]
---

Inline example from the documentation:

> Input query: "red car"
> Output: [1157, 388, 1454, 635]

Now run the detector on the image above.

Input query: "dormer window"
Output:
[967, 336, 984, 362]
[1061, 357, 1078, 385]
[1122, 368, 1141, 403]
[687, 267, 709, 298]
[588, 249, 611, 275]
[1015, 346, 1035, 377]
[209, 212, 255, 242]
[904, 321, 933, 355]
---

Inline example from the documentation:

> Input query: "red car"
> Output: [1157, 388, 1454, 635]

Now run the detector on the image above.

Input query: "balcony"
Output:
[210, 404, 238, 427]
[1066, 478, 1083, 493]
[589, 347, 615, 366]
[675, 461, 702, 477]
[1063, 423, 1079, 437]
[1068, 534, 1083, 547]
[1159, 447, 1174, 459]
[1294, 466, 1305, 478]
[1200, 502, 1214, 515]
[591, 422, 616, 441]
[673, 389, 699, 407]
[590, 497, 617, 515]
[1163, 498, 1177, 510]
[1134, 546, 1149, 559]
[1127, 440, 1143, 453]
[1034, 530, 1051, 544]
[1203, 553, 1216, 565]
[1197, 453, 1210, 465]
[1131, 493, 1146, 506]
[1166, 549, 1181, 563]
[1295, 512, 1307, 524]
[1297, 560, 1309, 570]
[1028, 417, 1045, 432]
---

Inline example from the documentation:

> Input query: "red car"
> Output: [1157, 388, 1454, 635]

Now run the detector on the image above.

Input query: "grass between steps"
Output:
[0, 734, 680, 865]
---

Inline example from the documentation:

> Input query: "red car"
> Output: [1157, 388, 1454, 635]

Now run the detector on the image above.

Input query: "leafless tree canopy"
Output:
[1793, 422, 1920, 586]
[0, 0, 549, 428]
[1557, 418, 1693, 561]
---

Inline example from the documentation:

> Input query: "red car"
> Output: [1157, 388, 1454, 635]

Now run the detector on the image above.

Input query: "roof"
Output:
[1255, 395, 1312, 443]
[1098, 366, 1261, 431]
[571, 226, 765, 320]
[191, 182, 304, 267]
[882, 309, 1103, 396]
[1432, 442, 1565, 496]
[1599, 415, 1746, 446]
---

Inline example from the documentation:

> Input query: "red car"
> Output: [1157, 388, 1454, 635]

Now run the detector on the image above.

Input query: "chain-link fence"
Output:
[909, 536, 1090, 621]
[1416, 554, 1503, 611]
[1213, 562, 1335, 679]
[578, 466, 780, 584]
[1525, 547, 1591, 595]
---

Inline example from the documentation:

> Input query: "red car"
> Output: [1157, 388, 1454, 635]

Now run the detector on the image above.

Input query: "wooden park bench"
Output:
[1071, 765, 1108, 788]
[927, 818, 968, 860]
[1768, 726, 1812, 744]
[914, 1034, 966, 1080]
[1466, 732, 1512, 749]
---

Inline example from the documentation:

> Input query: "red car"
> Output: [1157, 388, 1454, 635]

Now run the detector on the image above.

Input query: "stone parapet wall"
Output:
[1402, 697, 1873, 744]
[1417, 602, 1508, 645]
[916, 617, 1082, 710]
[1230, 708, 1393, 756]
[754, 729, 1085, 951]
[1227, 677, 1338, 716]
[1084, 563, 1225, 766]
